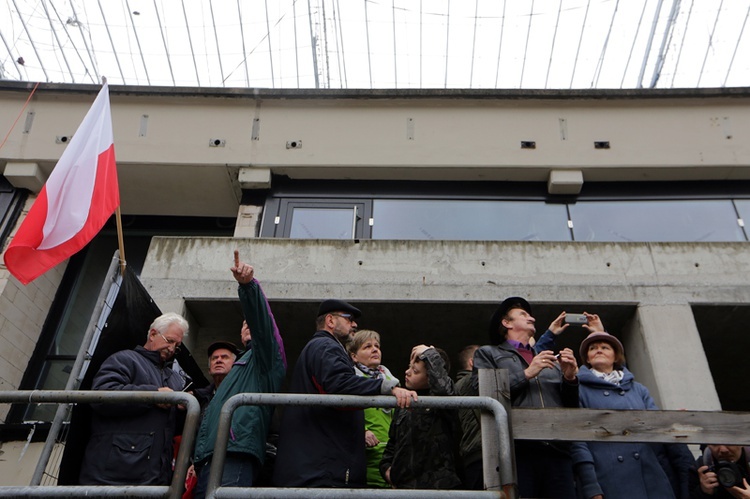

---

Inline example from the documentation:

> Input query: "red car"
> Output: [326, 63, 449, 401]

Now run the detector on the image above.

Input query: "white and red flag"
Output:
[4, 83, 119, 285]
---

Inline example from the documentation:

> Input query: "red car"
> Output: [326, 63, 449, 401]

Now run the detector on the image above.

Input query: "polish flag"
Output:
[4, 83, 120, 285]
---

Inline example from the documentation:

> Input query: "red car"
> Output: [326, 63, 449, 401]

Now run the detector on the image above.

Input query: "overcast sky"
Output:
[1, 0, 749, 90]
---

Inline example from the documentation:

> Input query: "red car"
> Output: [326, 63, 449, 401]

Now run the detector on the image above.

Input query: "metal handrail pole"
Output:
[0, 390, 199, 498]
[0, 485, 169, 497]
[206, 393, 511, 499]
[170, 391, 201, 499]
[30, 251, 121, 485]
[218, 488, 502, 498]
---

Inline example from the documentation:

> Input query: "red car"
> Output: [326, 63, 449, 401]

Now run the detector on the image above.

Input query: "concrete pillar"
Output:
[233, 204, 263, 238]
[623, 304, 720, 411]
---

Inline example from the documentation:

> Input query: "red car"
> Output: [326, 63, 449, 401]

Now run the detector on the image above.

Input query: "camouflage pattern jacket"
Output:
[380, 348, 462, 489]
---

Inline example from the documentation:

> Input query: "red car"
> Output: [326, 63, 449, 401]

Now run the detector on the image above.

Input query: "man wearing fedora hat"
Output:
[273, 299, 418, 488]
[472, 297, 580, 498]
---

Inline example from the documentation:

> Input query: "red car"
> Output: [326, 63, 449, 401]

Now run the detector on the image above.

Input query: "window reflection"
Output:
[289, 208, 355, 239]
[569, 200, 745, 242]
[372, 200, 570, 241]
[734, 200, 750, 241]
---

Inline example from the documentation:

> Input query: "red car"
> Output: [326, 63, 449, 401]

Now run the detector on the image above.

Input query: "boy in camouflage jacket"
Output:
[380, 345, 462, 489]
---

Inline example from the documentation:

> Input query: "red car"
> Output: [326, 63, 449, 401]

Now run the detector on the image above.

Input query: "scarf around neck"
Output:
[590, 368, 624, 386]
[356, 362, 387, 380]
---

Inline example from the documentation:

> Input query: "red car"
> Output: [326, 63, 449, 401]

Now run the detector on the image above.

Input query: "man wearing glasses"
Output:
[273, 299, 418, 488]
[79, 312, 188, 485]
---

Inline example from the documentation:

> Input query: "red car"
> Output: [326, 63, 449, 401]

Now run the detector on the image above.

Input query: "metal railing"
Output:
[206, 393, 510, 499]
[0, 390, 200, 499]
[0, 391, 509, 498]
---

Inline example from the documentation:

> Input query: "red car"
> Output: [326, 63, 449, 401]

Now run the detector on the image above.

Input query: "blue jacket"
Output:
[79, 346, 184, 485]
[193, 279, 287, 465]
[273, 330, 398, 487]
[571, 366, 685, 499]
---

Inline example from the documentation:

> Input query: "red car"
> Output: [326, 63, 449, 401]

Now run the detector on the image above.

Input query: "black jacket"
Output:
[455, 369, 482, 466]
[689, 449, 750, 499]
[79, 346, 184, 485]
[380, 348, 462, 489]
[273, 331, 397, 487]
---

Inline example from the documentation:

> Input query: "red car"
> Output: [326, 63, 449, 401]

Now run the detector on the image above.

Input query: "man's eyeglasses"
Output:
[330, 313, 356, 323]
[158, 332, 181, 352]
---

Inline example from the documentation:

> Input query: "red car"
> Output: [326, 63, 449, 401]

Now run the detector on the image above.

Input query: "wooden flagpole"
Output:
[102, 76, 126, 276]
[115, 208, 126, 275]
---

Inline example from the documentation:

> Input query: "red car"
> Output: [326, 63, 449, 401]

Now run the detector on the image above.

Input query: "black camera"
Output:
[709, 460, 744, 488]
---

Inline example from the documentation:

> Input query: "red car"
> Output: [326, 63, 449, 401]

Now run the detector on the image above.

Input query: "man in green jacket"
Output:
[192, 250, 287, 498]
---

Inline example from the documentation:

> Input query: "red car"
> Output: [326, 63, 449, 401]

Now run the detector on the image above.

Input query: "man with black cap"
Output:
[192, 339, 241, 408]
[273, 299, 418, 488]
[471, 297, 579, 498]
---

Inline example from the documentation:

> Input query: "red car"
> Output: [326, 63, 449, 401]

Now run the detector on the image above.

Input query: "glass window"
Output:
[277, 201, 368, 239]
[26, 360, 74, 422]
[372, 199, 571, 241]
[0, 175, 26, 250]
[734, 200, 750, 241]
[289, 207, 356, 239]
[569, 200, 745, 242]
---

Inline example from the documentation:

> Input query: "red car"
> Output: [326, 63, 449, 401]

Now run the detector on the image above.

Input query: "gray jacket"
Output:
[472, 341, 579, 409]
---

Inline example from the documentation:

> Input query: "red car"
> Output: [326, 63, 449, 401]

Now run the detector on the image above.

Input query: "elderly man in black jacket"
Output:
[472, 297, 579, 498]
[79, 312, 188, 485]
[273, 299, 417, 488]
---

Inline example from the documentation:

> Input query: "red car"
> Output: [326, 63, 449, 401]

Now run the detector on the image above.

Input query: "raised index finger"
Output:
[233, 249, 240, 268]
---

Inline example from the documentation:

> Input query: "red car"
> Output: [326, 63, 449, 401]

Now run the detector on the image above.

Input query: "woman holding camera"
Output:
[571, 317, 693, 499]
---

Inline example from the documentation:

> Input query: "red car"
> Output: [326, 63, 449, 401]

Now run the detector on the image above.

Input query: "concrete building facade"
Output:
[0, 81, 748, 483]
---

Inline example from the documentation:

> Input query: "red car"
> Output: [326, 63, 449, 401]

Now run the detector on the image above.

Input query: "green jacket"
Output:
[354, 365, 398, 488]
[193, 280, 286, 464]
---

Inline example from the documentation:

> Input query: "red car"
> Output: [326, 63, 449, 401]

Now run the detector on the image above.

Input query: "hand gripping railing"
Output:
[0, 390, 200, 499]
[207, 393, 512, 499]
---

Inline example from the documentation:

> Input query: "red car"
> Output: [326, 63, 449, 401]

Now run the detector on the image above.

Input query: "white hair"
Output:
[147, 312, 189, 340]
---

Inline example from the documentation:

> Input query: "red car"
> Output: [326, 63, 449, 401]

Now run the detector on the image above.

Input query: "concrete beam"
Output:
[548, 170, 583, 194]
[238, 167, 271, 189]
[3, 162, 46, 192]
[141, 238, 750, 305]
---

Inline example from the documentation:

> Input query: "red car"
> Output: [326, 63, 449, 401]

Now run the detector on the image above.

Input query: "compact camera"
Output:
[564, 313, 588, 325]
[709, 460, 745, 488]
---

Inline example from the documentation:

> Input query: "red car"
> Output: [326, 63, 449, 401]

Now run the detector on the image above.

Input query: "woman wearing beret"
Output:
[571, 315, 693, 499]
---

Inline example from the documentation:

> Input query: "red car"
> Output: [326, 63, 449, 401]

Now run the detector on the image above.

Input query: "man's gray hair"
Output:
[148, 312, 189, 340]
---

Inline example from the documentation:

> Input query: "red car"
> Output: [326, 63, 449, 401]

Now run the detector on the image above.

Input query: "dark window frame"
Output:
[260, 179, 750, 242]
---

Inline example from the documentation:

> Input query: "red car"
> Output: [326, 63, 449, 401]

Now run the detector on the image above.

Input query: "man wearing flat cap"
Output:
[273, 299, 418, 488]
[471, 297, 580, 498]
[192, 340, 241, 408]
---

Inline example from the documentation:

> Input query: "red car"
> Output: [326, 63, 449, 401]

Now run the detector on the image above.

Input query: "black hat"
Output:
[317, 299, 361, 318]
[488, 297, 532, 345]
[207, 340, 240, 357]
